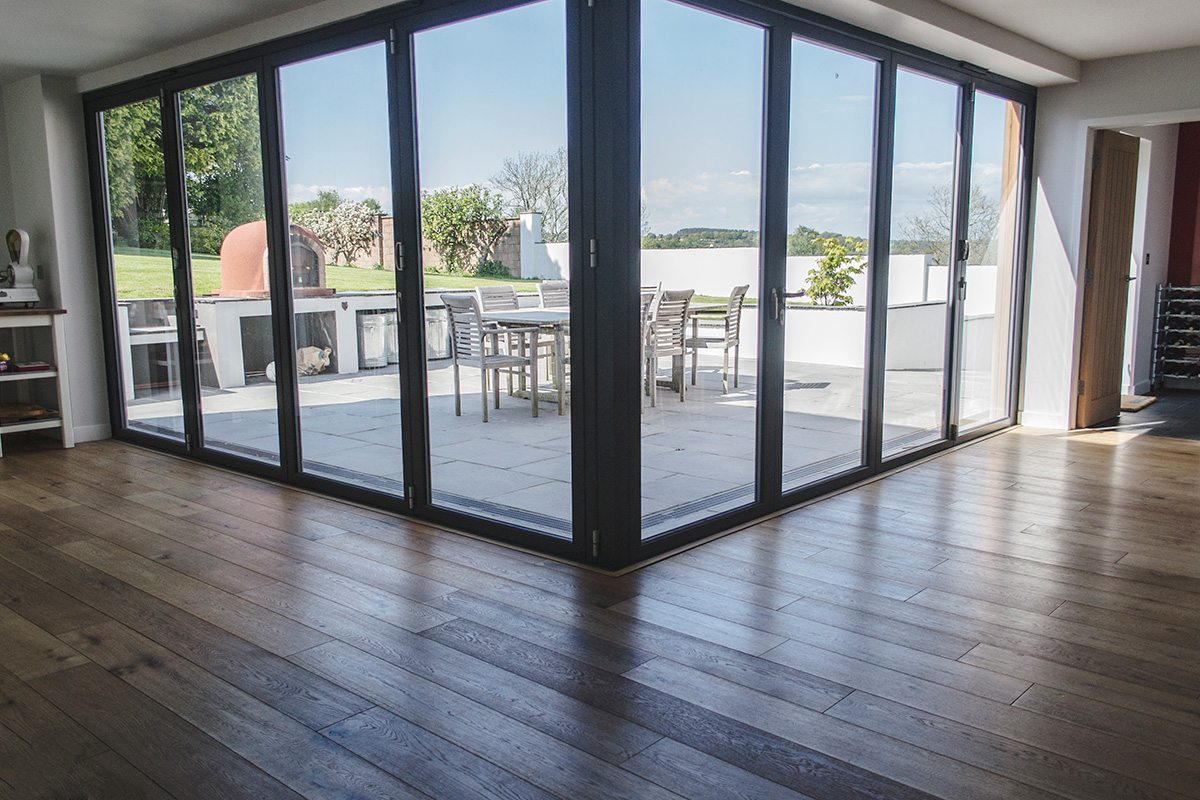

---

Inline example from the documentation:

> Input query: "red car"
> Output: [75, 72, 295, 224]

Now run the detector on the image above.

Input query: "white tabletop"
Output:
[481, 309, 570, 326]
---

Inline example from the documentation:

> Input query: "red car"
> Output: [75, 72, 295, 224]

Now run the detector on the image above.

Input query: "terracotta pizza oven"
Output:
[218, 220, 330, 297]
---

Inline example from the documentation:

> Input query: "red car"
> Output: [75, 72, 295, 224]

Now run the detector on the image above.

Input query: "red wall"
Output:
[1168, 122, 1200, 286]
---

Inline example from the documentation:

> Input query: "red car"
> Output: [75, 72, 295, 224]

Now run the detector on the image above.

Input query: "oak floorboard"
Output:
[292, 641, 686, 800]
[62, 619, 433, 800]
[0, 529, 372, 730]
[0, 414, 1197, 800]
[31, 663, 306, 800]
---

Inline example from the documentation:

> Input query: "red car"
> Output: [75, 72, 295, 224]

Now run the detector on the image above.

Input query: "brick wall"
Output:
[364, 214, 522, 276]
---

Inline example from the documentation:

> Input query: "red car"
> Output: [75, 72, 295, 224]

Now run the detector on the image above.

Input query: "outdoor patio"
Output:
[126, 348, 946, 538]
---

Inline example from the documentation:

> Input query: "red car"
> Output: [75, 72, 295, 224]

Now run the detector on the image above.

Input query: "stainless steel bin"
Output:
[358, 312, 388, 369]
[384, 312, 399, 364]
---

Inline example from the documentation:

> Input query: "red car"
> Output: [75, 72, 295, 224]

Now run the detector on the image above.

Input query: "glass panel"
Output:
[882, 69, 958, 457]
[639, 0, 764, 538]
[958, 92, 1022, 431]
[178, 74, 279, 463]
[279, 43, 403, 492]
[413, 0, 572, 537]
[782, 39, 876, 491]
[100, 97, 186, 440]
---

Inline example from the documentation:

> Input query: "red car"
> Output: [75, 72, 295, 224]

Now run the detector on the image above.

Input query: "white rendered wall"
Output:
[1026, 46, 1200, 429]
[0, 75, 109, 443]
[1118, 125, 1177, 396]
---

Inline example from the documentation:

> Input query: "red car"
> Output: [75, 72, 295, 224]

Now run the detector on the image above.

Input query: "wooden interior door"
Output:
[1077, 129, 1140, 427]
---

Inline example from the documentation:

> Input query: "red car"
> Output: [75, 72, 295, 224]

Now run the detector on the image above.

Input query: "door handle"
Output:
[771, 288, 784, 324]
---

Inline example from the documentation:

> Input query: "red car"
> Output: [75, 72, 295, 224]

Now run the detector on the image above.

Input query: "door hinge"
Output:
[949, 423, 959, 440]
[388, 28, 396, 55]
[587, 0, 595, 7]
[407, 487, 414, 510]
[588, 238, 598, 269]
[1077, 379, 1085, 395]
[395, 241, 404, 272]
[591, 529, 599, 558]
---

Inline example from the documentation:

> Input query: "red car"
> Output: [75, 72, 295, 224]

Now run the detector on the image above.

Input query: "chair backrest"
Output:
[442, 293, 485, 360]
[724, 284, 751, 343]
[538, 280, 569, 309]
[477, 285, 519, 312]
[649, 289, 693, 353]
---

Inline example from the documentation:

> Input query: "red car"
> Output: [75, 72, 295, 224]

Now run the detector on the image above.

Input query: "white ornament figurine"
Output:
[1, 229, 39, 307]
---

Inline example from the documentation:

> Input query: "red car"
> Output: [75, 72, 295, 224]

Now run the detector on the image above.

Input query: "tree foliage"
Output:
[178, 75, 267, 253]
[641, 228, 759, 249]
[901, 184, 1000, 266]
[787, 225, 867, 257]
[805, 237, 866, 306]
[420, 185, 508, 274]
[102, 98, 169, 250]
[102, 75, 266, 255]
[492, 148, 568, 242]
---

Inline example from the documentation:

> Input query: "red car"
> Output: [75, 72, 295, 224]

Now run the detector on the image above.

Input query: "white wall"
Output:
[1026, 46, 1200, 429]
[0, 75, 109, 443]
[0, 94, 14, 232]
[1119, 124, 1177, 396]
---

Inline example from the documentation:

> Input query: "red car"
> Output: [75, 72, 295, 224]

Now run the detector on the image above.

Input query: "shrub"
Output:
[474, 260, 511, 278]
[805, 237, 866, 306]
[420, 185, 507, 274]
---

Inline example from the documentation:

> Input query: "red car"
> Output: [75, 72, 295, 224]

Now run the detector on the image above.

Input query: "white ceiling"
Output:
[1, 0, 1199, 89]
[0, 0, 328, 84]
[937, 0, 1200, 61]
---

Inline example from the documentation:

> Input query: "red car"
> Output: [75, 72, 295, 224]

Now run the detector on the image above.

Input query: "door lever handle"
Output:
[771, 288, 784, 324]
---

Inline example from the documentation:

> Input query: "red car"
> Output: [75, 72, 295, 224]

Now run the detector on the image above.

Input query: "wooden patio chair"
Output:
[686, 283, 750, 393]
[538, 280, 570, 308]
[643, 288, 694, 407]
[442, 293, 541, 422]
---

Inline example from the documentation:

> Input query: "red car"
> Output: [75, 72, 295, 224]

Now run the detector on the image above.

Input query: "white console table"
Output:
[0, 308, 74, 456]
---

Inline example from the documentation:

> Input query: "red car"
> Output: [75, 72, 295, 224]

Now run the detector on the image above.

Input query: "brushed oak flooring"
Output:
[0, 401, 1198, 799]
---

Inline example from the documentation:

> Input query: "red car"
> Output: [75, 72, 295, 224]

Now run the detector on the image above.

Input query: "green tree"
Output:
[420, 185, 508, 274]
[178, 74, 266, 253]
[102, 98, 169, 248]
[641, 228, 759, 249]
[806, 237, 866, 306]
[786, 224, 867, 257]
[288, 189, 342, 219]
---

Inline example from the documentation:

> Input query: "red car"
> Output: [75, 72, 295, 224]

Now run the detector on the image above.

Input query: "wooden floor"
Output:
[1, 398, 1199, 800]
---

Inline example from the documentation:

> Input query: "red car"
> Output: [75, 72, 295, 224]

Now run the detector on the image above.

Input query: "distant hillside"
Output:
[641, 228, 759, 249]
[639, 225, 941, 259]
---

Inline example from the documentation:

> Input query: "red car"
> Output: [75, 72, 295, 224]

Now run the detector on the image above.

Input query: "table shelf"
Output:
[0, 309, 73, 456]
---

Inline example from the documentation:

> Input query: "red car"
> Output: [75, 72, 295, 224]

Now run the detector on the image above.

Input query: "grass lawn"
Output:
[112, 247, 542, 299]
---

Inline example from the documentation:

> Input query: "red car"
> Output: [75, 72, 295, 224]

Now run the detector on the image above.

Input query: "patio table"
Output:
[481, 308, 570, 415]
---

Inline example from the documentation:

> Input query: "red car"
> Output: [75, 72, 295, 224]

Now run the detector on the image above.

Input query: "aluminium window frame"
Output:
[82, 0, 1036, 571]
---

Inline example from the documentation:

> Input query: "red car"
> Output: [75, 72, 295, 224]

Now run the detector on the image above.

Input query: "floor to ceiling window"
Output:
[86, 0, 1033, 569]
[781, 38, 877, 491]
[957, 91, 1024, 432]
[278, 42, 404, 493]
[882, 68, 960, 458]
[99, 96, 187, 442]
[412, 0, 573, 538]
[638, 0, 765, 538]
[177, 73, 280, 464]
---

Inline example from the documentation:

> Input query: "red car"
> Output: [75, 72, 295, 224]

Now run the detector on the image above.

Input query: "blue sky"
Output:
[278, 0, 1013, 238]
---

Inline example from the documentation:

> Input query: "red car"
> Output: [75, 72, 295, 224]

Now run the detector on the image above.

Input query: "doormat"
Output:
[1121, 394, 1157, 412]
[784, 381, 831, 390]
